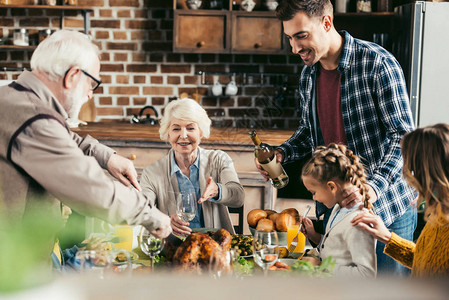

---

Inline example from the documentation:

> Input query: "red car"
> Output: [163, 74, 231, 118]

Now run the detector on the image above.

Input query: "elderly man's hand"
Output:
[149, 214, 173, 239]
[107, 153, 142, 191]
[198, 177, 219, 204]
[254, 149, 284, 181]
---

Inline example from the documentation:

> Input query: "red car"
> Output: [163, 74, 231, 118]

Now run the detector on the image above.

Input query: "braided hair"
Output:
[302, 143, 372, 209]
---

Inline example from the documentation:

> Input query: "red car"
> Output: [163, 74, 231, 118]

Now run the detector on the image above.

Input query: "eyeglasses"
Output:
[81, 69, 102, 91]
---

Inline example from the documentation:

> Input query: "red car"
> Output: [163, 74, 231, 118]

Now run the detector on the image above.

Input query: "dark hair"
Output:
[302, 143, 371, 209]
[276, 0, 333, 21]
[401, 123, 449, 222]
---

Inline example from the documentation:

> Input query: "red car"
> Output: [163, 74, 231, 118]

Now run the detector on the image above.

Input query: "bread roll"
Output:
[268, 212, 280, 224]
[281, 208, 300, 224]
[264, 209, 277, 217]
[276, 213, 296, 232]
[256, 218, 275, 232]
[247, 209, 268, 227]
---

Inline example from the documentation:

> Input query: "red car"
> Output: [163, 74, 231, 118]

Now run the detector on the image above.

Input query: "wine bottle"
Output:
[248, 130, 289, 189]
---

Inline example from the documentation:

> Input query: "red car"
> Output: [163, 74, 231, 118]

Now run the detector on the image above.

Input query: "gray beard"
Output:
[66, 85, 88, 119]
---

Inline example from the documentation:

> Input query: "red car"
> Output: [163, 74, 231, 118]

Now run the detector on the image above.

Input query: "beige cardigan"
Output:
[140, 147, 244, 234]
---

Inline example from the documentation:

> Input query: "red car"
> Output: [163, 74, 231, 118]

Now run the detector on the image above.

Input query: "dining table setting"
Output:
[72, 204, 335, 281]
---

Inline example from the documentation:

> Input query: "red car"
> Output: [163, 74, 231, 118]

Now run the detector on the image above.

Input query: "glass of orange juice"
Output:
[287, 225, 306, 259]
[113, 225, 133, 251]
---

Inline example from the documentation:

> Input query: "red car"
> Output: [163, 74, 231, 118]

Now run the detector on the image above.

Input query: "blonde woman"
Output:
[140, 98, 244, 236]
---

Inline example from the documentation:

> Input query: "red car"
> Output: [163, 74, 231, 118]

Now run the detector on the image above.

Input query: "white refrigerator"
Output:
[393, 1, 449, 127]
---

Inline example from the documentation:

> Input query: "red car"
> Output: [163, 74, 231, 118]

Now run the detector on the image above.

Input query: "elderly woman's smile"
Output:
[168, 118, 202, 155]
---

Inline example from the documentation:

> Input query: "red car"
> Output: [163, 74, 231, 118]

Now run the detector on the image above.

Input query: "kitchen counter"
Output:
[72, 122, 295, 151]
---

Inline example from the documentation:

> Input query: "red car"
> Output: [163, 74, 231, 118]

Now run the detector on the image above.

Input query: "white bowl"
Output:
[249, 226, 287, 246]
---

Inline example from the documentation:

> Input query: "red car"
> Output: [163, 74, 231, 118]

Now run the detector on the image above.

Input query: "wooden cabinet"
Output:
[173, 10, 231, 53]
[231, 11, 284, 54]
[172, 1, 285, 54]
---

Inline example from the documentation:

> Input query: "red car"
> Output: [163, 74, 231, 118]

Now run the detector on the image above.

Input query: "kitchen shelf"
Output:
[0, 45, 37, 50]
[0, 4, 92, 10]
[334, 12, 395, 17]
[0, 4, 93, 34]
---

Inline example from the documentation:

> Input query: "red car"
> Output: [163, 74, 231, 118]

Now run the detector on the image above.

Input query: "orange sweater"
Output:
[384, 212, 449, 277]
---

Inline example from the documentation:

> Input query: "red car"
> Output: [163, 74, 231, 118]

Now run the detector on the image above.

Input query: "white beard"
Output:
[66, 81, 89, 128]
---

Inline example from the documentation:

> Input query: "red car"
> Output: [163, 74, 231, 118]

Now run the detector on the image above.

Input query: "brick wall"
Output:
[0, 0, 303, 129]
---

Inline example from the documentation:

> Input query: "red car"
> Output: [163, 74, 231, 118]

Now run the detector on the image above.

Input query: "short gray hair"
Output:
[30, 30, 100, 82]
[159, 98, 211, 141]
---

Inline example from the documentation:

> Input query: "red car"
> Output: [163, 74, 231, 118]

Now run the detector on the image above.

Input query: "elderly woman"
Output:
[140, 98, 244, 235]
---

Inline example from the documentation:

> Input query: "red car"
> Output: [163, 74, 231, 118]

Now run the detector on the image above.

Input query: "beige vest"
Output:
[0, 81, 68, 221]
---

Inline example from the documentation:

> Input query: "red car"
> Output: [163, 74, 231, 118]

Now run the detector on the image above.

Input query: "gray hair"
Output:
[30, 30, 100, 82]
[159, 98, 211, 141]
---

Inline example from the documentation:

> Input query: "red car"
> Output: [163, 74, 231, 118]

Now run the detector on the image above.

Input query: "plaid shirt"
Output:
[279, 31, 415, 227]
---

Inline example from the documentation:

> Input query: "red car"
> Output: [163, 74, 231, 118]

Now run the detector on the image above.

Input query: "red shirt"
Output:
[316, 65, 347, 146]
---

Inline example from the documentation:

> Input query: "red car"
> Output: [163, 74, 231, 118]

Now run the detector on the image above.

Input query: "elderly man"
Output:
[0, 30, 171, 258]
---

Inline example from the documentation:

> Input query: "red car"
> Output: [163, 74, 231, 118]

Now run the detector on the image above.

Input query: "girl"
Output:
[352, 123, 449, 277]
[301, 143, 376, 277]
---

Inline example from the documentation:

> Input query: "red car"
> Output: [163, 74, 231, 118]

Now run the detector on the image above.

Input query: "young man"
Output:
[255, 0, 416, 276]
[0, 30, 172, 267]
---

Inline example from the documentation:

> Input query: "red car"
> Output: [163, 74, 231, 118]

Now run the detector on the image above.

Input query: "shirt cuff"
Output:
[209, 183, 222, 202]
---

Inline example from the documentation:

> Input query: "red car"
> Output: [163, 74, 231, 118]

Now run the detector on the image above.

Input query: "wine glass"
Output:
[138, 227, 164, 269]
[209, 247, 234, 279]
[176, 190, 197, 223]
[252, 230, 279, 277]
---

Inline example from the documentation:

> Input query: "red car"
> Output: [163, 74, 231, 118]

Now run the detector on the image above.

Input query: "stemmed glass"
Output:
[138, 227, 164, 269]
[252, 230, 279, 277]
[209, 248, 235, 278]
[176, 190, 197, 223]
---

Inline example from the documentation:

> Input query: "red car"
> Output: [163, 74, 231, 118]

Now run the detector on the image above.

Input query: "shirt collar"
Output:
[337, 30, 353, 72]
[309, 30, 353, 75]
[170, 149, 200, 176]
[16, 70, 69, 120]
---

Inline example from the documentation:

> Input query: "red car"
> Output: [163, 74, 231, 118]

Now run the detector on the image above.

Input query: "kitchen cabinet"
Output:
[172, 1, 285, 54]
[231, 11, 285, 54]
[173, 10, 231, 53]
[0, 4, 93, 51]
[173, 0, 396, 54]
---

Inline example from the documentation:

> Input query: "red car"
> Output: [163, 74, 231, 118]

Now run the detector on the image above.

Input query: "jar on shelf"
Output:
[335, 0, 351, 13]
[64, 0, 78, 5]
[13, 29, 29, 46]
[43, 0, 57, 5]
[357, 0, 371, 12]
[377, 0, 392, 12]
[241, 0, 255, 12]
[38, 29, 54, 43]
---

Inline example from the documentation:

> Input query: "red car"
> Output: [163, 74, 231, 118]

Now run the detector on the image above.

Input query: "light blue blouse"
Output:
[170, 151, 222, 229]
